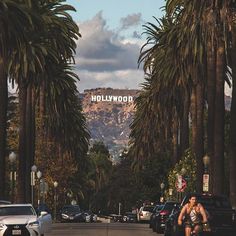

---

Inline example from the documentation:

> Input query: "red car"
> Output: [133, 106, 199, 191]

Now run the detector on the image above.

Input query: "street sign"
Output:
[203, 174, 209, 192]
[175, 175, 187, 192]
[39, 179, 49, 194]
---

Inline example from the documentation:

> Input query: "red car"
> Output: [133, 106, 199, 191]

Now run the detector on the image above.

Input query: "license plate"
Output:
[12, 229, 21, 235]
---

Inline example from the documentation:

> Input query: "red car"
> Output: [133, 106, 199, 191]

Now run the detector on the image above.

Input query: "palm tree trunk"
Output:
[172, 112, 179, 163]
[25, 83, 33, 203]
[180, 89, 190, 155]
[195, 82, 204, 193]
[191, 86, 197, 156]
[39, 80, 46, 128]
[32, 87, 36, 168]
[0, 56, 7, 199]
[213, 40, 225, 195]
[206, 39, 216, 193]
[191, 82, 204, 192]
[17, 80, 27, 203]
[229, 25, 236, 208]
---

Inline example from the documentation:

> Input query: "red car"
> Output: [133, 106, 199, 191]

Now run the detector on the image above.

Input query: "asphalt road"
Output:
[46, 222, 164, 236]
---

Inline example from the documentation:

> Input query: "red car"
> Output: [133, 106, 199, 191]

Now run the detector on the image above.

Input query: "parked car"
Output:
[149, 204, 164, 228]
[152, 201, 179, 233]
[0, 200, 11, 205]
[0, 203, 52, 236]
[122, 212, 137, 223]
[164, 193, 236, 236]
[111, 214, 123, 222]
[60, 205, 84, 223]
[138, 205, 155, 222]
[82, 210, 97, 222]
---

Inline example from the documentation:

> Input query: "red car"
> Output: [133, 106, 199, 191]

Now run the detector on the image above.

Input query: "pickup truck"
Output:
[164, 193, 236, 236]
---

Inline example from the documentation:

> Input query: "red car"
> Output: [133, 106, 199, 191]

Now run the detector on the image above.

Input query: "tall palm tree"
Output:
[166, 0, 229, 194]
[7, 0, 83, 202]
[0, 0, 36, 199]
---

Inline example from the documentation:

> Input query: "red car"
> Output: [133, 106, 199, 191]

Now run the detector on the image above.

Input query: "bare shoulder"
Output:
[198, 203, 203, 208]
[198, 203, 205, 210]
[182, 203, 188, 211]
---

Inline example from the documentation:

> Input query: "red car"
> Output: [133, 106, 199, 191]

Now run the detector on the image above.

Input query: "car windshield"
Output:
[156, 205, 164, 211]
[62, 206, 80, 213]
[198, 196, 231, 208]
[0, 206, 35, 216]
[143, 206, 154, 212]
[126, 212, 136, 216]
[163, 202, 178, 211]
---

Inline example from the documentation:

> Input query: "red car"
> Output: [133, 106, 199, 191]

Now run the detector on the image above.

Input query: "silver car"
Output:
[0, 204, 52, 236]
[138, 205, 154, 222]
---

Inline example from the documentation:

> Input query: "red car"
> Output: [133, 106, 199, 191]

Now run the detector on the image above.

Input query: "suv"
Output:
[0, 203, 52, 236]
[152, 201, 179, 233]
[164, 193, 236, 236]
[149, 204, 164, 229]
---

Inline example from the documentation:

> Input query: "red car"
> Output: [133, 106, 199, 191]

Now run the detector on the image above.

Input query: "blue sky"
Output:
[65, 0, 166, 92]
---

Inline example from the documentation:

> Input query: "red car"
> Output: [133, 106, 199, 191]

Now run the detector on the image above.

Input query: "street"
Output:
[47, 222, 164, 236]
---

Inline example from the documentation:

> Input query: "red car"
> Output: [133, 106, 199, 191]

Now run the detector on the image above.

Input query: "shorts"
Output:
[184, 220, 203, 230]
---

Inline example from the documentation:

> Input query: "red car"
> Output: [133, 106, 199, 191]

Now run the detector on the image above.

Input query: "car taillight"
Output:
[160, 210, 169, 215]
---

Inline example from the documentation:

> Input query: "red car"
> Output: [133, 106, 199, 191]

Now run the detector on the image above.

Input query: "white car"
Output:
[138, 205, 154, 222]
[0, 204, 52, 236]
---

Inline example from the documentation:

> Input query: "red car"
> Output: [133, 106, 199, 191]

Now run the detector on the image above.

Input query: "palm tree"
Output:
[0, 0, 36, 199]
[6, 0, 83, 202]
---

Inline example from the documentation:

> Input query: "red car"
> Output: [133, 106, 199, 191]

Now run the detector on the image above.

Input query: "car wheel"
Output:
[152, 223, 156, 232]
[164, 230, 170, 236]
[156, 227, 162, 234]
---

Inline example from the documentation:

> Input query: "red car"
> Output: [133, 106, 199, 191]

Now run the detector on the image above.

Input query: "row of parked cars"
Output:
[147, 193, 236, 236]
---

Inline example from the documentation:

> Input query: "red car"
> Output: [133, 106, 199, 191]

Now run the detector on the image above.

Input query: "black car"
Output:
[149, 204, 164, 229]
[164, 193, 236, 236]
[60, 205, 84, 222]
[152, 201, 179, 233]
[82, 210, 97, 222]
[122, 212, 137, 223]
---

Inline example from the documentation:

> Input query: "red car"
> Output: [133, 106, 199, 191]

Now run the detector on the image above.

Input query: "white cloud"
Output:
[76, 69, 144, 92]
[120, 13, 142, 30]
[75, 11, 144, 92]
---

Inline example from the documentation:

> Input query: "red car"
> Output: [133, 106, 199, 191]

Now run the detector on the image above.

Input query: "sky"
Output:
[65, 0, 166, 92]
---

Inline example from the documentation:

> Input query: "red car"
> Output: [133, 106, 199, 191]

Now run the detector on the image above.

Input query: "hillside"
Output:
[80, 88, 139, 159]
[80, 88, 232, 160]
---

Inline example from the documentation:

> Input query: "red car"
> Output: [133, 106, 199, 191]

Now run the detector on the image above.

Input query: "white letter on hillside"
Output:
[91, 95, 97, 102]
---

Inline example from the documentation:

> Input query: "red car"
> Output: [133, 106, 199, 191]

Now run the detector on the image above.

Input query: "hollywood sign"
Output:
[91, 95, 134, 103]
